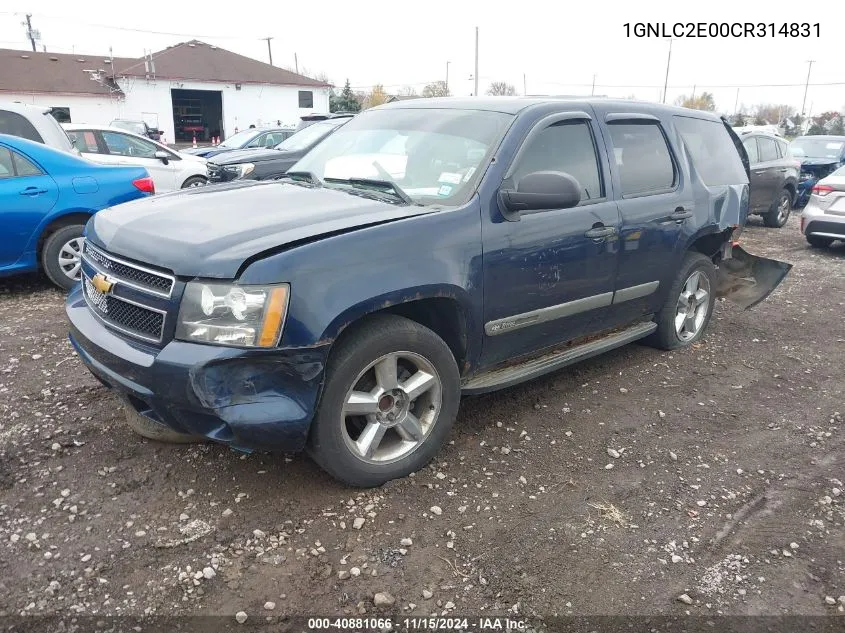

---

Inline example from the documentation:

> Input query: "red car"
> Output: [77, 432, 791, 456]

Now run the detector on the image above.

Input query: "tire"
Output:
[41, 224, 86, 291]
[181, 176, 207, 188]
[646, 252, 717, 351]
[806, 235, 834, 248]
[122, 400, 205, 444]
[762, 189, 792, 228]
[307, 314, 460, 487]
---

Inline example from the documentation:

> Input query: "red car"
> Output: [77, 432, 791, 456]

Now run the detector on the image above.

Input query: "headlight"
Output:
[222, 163, 255, 178]
[176, 282, 289, 348]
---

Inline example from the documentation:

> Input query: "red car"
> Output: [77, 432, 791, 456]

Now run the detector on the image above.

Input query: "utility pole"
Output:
[662, 38, 673, 104]
[591, 74, 596, 96]
[23, 14, 37, 52]
[445, 61, 450, 94]
[523, 73, 527, 96]
[294, 52, 298, 74]
[474, 27, 479, 97]
[263, 37, 274, 66]
[734, 88, 740, 115]
[801, 60, 814, 115]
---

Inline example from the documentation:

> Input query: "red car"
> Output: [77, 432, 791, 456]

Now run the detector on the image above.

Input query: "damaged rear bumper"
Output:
[66, 286, 327, 452]
[713, 245, 792, 310]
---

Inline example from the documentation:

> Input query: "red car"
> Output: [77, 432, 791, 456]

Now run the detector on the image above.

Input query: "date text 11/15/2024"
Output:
[624, 22, 820, 38]
[307, 617, 528, 630]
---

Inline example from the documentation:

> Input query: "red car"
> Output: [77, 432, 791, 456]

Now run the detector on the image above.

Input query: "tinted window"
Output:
[298, 91, 314, 108]
[672, 116, 749, 186]
[0, 147, 13, 178]
[758, 137, 778, 162]
[608, 122, 675, 195]
[12, 151, 42, 176]
[511, 120, 604, 201]
[777, 139, 789, 159]
[67, 130, 100, 153]
[742, 138, 759, 164]
[0, 110, 44, 143]
[101, 131, 157, 158]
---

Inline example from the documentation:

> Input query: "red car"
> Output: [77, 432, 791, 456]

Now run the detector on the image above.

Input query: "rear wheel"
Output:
[647, 252, 717, 351]
[308, 315, 460, 487]
[806, 235, 834, 248]
[762, 189, 792, 228]
[41, 225, 85, 291]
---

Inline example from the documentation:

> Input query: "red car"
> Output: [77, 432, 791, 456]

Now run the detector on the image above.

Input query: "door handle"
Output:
[584, 225, 616, 239]
[670, 207, 693, 222]
[19, 187, 47, 196]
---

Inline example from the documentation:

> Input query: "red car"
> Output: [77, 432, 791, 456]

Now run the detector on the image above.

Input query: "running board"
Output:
[461, 321, 657, 394]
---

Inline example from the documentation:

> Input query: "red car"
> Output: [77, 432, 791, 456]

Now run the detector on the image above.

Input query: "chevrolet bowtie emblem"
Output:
[91, 273, 114, 294]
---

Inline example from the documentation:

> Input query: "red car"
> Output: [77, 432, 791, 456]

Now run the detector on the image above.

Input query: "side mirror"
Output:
[154, 150, 170, 164]
[498, 171, 582, 221]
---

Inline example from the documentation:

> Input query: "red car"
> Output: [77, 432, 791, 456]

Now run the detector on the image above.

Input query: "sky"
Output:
[1, 0, 842, 117]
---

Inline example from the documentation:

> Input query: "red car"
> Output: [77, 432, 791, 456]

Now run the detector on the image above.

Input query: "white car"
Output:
[63, 123, 208, 192]
[0, 102, 78, 154]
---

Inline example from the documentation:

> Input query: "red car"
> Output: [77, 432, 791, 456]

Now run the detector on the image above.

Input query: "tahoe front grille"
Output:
[83, 276, 166, 343]
[83, 242, 174, 297]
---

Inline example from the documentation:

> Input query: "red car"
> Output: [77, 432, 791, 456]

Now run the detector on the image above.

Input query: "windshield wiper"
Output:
[324, 177, 416, 206]
[281, 171, 323, 186]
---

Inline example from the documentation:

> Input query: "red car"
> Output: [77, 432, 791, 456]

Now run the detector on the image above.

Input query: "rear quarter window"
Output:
[673, 116, 748, 186]
[0, 110, 44, 144]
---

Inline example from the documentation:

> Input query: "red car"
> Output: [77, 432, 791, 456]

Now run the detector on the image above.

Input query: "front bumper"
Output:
[66, 285, 328, 452]
[801, 199, 845, 240]
[207, 163, 241, 184]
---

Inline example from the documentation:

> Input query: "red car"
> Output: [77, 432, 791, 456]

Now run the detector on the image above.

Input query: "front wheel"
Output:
[41, 225, 85, 291]
[647, 252, 717, 351]
[181, 176, 207, 188]
[308, 315, 460, 487]
[762, 189, 792, 228]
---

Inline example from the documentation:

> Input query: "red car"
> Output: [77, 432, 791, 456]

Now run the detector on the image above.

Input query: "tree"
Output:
[728, 113, 747, 127]
[751, 103, 794, 125]
[807, 111, 843, 135]
[675, 92, 716, 111]
[487, 81, 517, 96]
[362, 84, 389, 109]
[398, 86, 418, 97]
[330, 79, 361, 113]
[421, 81, 449, 98]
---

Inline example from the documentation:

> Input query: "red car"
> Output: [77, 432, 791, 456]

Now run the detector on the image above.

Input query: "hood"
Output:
[210, 147, 298, 165]
[173, 151, 207, 164]
[88, 180, 434, 278]
[180, 147, 213, 157]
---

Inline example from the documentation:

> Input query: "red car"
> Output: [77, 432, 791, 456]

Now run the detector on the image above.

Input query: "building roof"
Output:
[0, 40, 328, 97]
[0, 48, 132, 96]
[115, 41, 329, 87]
[387, 95, 422, 102]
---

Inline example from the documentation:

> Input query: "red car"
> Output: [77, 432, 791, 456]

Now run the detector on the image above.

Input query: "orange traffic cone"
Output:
[192, 135, 197, 148]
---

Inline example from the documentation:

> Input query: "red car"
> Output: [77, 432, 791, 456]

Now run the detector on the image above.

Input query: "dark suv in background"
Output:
[110, 120, 162, 142]
[739, 131, 799, 227]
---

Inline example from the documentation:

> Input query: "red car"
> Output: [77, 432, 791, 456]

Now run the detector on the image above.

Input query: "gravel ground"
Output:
[0, 214, 843, 631]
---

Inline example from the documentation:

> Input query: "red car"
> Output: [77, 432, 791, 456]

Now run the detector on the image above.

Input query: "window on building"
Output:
[0, 110, 44, 143]
[607, 121, 676, 196]
[50, 107, 71, 123]
[298, 90, 314, 109]
[510, 120, 604, 202]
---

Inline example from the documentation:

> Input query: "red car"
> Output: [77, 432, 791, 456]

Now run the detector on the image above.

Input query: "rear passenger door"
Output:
[480, 110, 621, 367]
[595, 110, 690, 326]
[754, 136, 781, 212]
[742, 136, 767, 213]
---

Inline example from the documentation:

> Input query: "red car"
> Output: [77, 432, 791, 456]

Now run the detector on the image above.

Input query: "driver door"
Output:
[100, 130, 176, 191]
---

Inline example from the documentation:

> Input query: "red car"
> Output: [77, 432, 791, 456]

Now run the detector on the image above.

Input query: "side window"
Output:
[67, 130, 101, 153]
[245, 133, 265, 148]
[777, 139, 789, 159]
[743, 138, 759, 164]
[101, 131, 157, 158]
[0, 110, 44, 143]
[12, 151, 42, 177]
[758, 137, 778, 162]
[511, 120, 604, 201]
[672, 116, 749, 186]
[0, 147, 13, 178]
[607, 121, 676, 196]
[298, 91, 314, 109]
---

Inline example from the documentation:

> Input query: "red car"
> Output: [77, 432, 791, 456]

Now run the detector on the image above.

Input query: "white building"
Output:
[0, 40, 331, 143]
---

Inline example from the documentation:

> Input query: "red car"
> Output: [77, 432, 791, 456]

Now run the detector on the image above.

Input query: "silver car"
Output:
[801, 165, 845, 248]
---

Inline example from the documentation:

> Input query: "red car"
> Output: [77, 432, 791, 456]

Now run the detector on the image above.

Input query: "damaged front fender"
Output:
[713, 245, 792, 310]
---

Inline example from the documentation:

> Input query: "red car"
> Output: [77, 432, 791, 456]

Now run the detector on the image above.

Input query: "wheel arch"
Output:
[36, 210, 94, 259]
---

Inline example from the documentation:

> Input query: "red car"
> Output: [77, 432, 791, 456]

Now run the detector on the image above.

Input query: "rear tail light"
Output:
[132, 177, 155, 194]
[812, 184, 834, 197]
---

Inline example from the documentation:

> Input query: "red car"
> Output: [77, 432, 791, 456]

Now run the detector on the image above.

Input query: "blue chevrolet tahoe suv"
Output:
[66, 98, 792, 487]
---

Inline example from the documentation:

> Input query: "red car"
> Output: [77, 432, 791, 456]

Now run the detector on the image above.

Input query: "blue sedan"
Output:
[0, 134, 154, 290]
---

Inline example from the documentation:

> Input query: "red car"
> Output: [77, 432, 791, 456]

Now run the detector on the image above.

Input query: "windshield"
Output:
[218, 129, 259, 148]
[789, 138, 845, 159]
[276, 120, 345, 151]
[291, 108, 513, 206]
